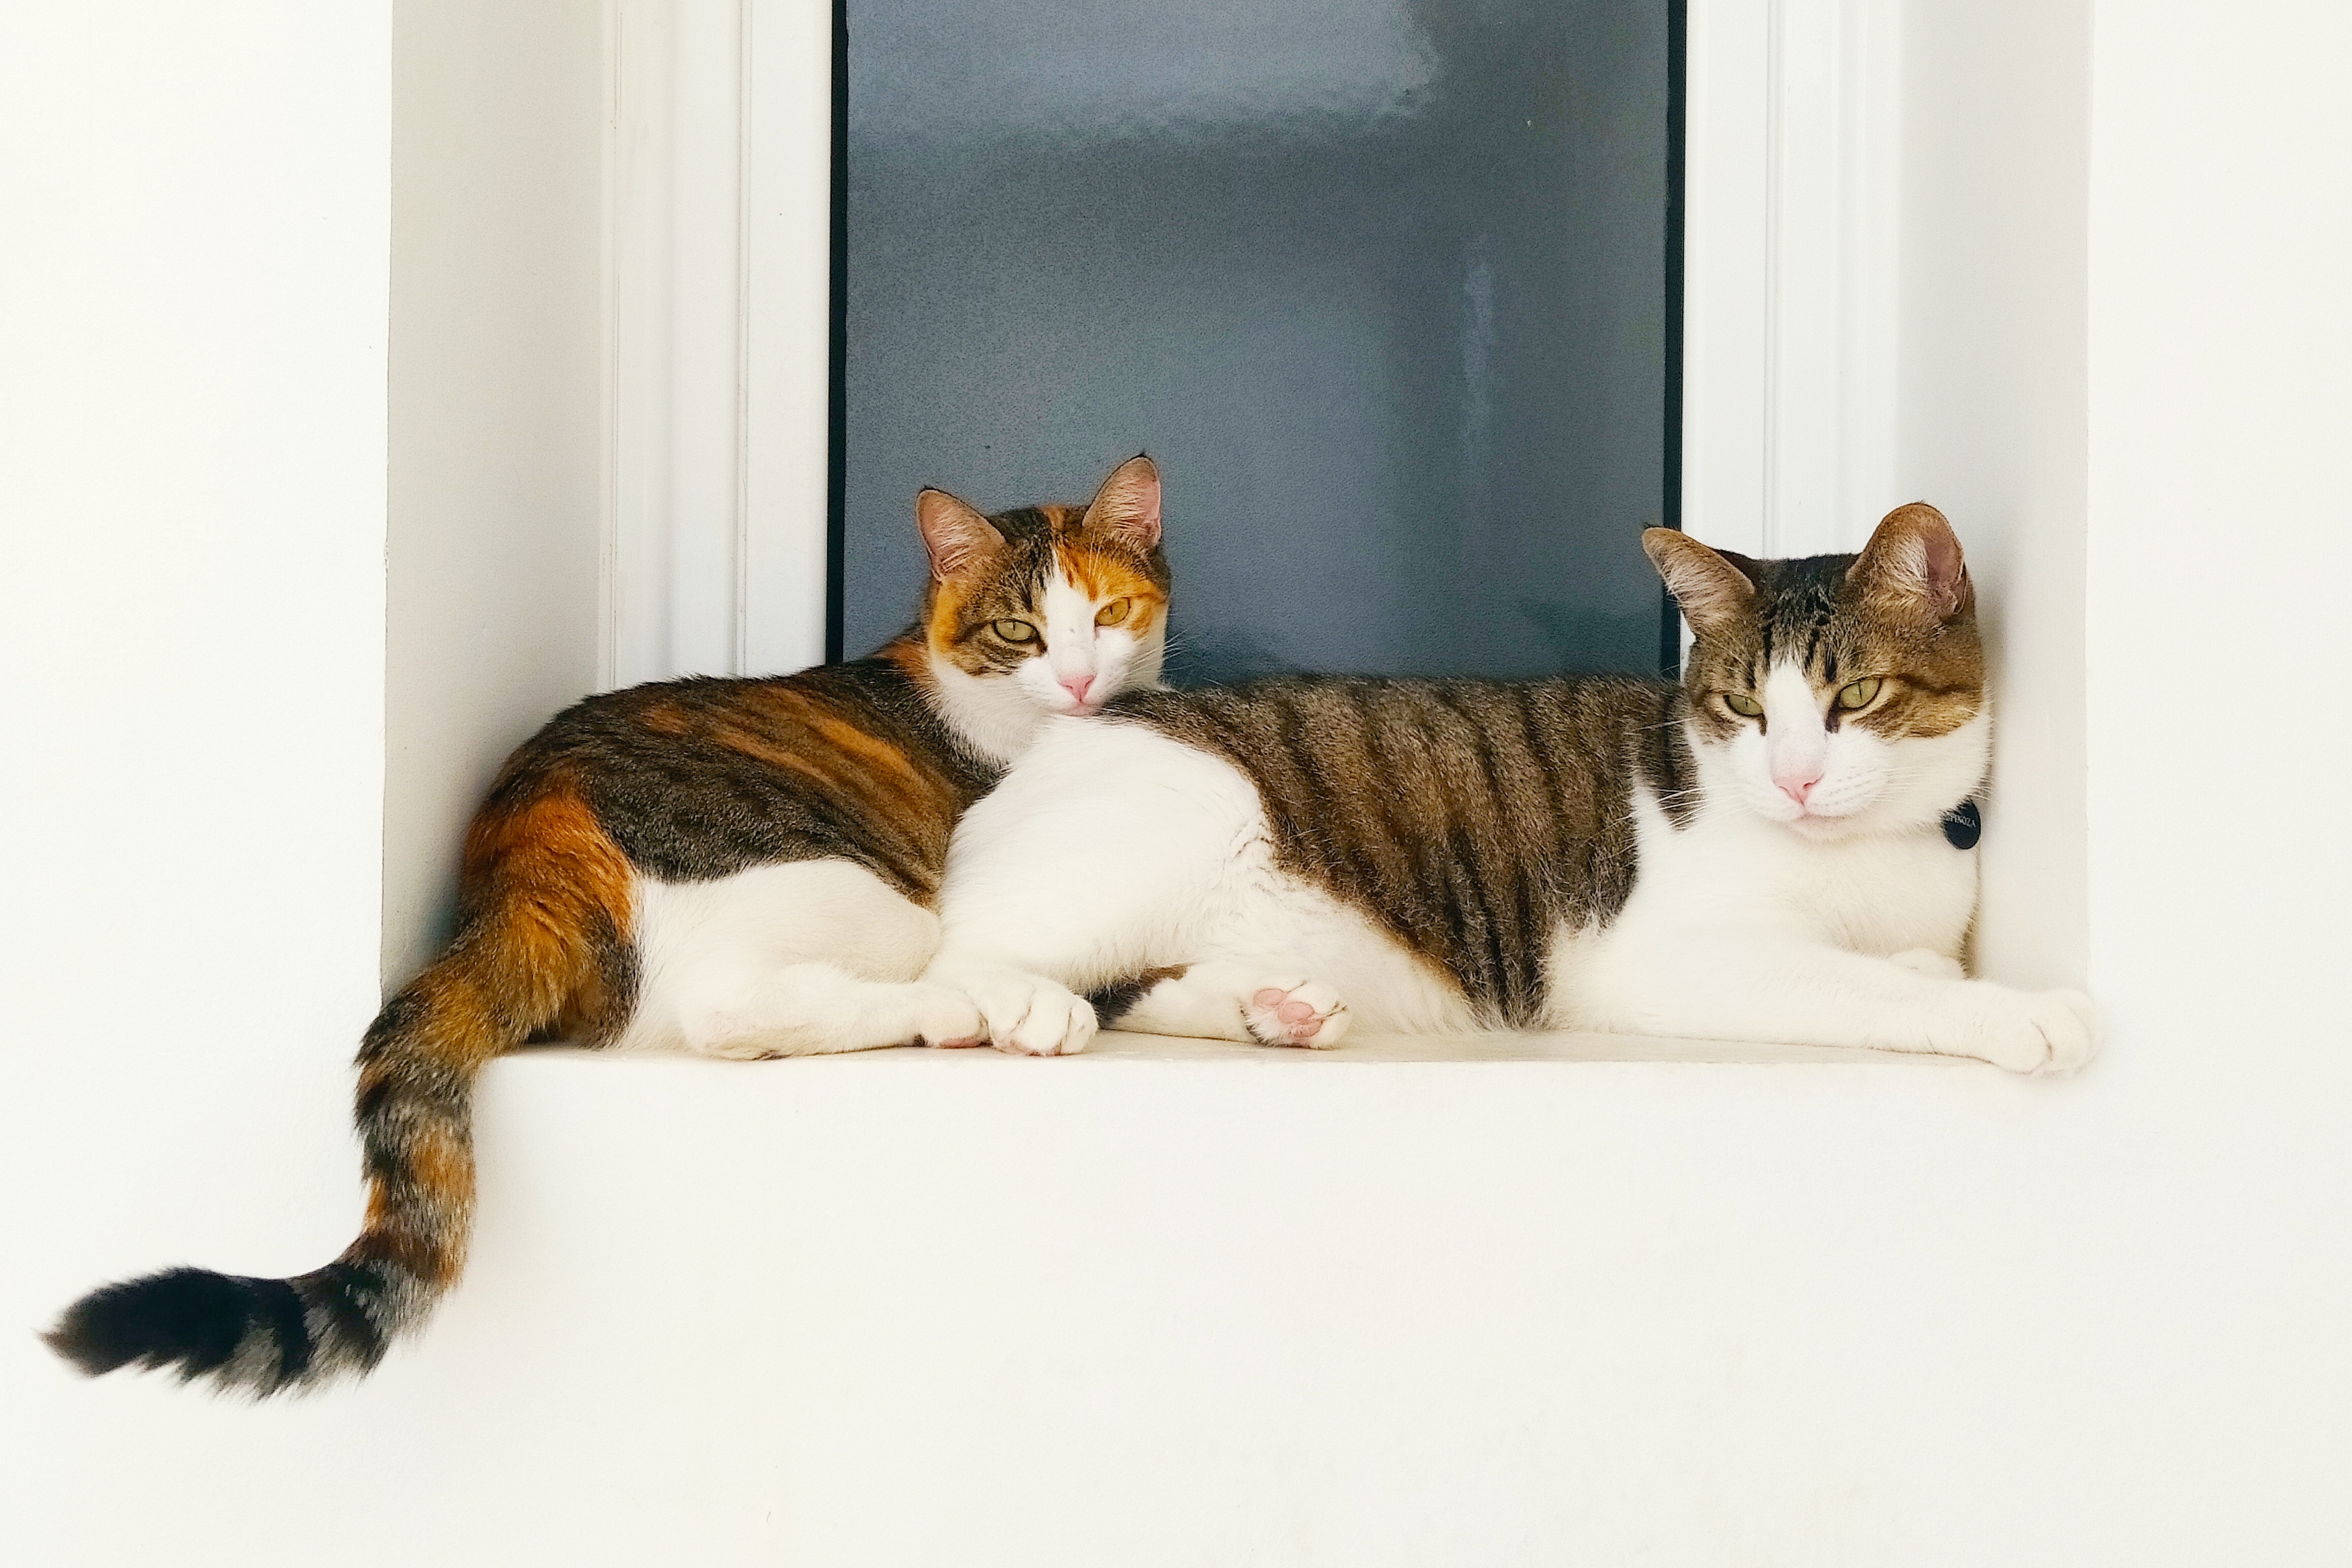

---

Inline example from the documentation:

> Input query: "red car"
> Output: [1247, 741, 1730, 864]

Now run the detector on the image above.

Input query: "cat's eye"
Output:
[1835, 676, 1883, 710]
[992, 619, 1038, 644]
[1723, 691, 1763, 718]
[1094, 598, 1131, 627]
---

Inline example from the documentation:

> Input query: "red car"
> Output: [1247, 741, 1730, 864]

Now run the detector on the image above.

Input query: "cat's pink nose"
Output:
[1776, 772, 1819, 806]
[1059, 673, 1095, 706]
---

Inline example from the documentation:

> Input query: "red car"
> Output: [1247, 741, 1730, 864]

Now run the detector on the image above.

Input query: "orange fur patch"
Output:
[881, 637, 934, 684]
[352, 1117, 475, 1283]
[348, 781, 637, 1289]
[347, 1219, 448, 1285]
[924, 574, 971, 653]
[459, 784, 635, 1029]
[1057, 541, 1167, 619]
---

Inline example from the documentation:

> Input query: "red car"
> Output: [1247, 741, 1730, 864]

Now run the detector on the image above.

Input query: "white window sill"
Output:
[531, 1030, 1963, 1070]
[1080, 1030, 1960, 1067]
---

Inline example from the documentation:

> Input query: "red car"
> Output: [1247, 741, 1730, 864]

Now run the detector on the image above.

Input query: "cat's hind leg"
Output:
[1096, 963, 1351, 1049]
[624, 857, 982, 1057]
[670, 964, 982, 1059]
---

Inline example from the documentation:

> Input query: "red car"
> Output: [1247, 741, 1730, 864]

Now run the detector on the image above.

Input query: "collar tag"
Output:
[1942, 799, 1982, 851]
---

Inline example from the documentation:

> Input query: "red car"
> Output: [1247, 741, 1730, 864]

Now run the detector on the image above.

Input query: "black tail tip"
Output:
[44, 1267, 262, 1381]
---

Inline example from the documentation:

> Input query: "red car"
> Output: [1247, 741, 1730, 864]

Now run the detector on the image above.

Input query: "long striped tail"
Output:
[46, 781, 631, 1395]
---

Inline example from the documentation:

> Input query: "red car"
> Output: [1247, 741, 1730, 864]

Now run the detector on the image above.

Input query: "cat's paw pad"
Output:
[1980, 987, 2101, 1076]
[1888, 947, 1967, 981]
[1244, 980, 1350, 1049]
[962, 970, 1096, 1057]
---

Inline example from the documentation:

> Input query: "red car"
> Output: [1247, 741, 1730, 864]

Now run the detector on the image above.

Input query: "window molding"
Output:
[606, 0, 830, 689]
[1683, 0, 1901, 563]
[607, 1, 1899, 683]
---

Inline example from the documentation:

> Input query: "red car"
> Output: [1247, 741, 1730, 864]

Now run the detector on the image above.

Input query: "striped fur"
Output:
[44, 457, 1173, 1394]
[1112, 676, 1694, 1026]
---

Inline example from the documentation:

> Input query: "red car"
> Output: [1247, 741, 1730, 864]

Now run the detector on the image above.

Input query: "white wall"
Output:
[7, 5, 2352, 1566]
[1895, 1, 2090, 990]
[0, 0, 393, 1546]
[384, 0, 606, 985]
[2086, 3, 2352, 1046]
[2067, 2, 2352, 1551]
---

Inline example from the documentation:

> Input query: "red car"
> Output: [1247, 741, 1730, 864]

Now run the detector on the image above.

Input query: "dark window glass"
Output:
[844, 0, 1671, 682]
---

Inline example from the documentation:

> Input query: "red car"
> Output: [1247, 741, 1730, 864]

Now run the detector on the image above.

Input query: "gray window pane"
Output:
[846, 0, 1670, 681]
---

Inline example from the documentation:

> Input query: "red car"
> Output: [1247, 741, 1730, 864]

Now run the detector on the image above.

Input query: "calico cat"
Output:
[918, 503, 2097, 1073]
[47, 455, 1171, 1394]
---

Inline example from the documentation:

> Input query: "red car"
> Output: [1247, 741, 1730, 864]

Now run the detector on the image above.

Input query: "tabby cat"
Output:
[919, 503, 2098, 1072]
[47, 454, 1171, 1394]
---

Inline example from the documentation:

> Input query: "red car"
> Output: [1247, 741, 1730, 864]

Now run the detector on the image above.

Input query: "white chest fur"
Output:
[616, 860, 979, 1057]
[1624, 792, 1976, 951]
[1549, 787, 1980, 1033]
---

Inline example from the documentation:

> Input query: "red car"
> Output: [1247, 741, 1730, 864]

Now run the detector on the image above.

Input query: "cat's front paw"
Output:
[958, 967, 1097, 1057]
[1243, 979, 1350, 1049]
[911, 988, 987, 1049]
[1976, 987, 2101, 1076]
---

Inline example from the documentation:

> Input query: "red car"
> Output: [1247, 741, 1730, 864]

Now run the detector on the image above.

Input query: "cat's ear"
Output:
[1080, 453, 1161, 549]
[1643, 528, 1757, 639]
[916, 487, 1006, 581]
[1849, 502, 1970, 623]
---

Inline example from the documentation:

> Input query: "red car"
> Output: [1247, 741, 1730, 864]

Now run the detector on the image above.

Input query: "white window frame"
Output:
[1683, 0, 1902, 565]
[606, 0, 1901, 685]
[608, 0, 830, 688]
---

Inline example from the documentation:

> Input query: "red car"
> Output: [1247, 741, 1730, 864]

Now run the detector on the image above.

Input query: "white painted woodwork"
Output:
[1683, 0, 1903, 562]
[610, 0, 832, 686]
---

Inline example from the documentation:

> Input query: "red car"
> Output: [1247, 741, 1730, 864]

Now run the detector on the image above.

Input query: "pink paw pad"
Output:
[1245, 982, 1349, 1049]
